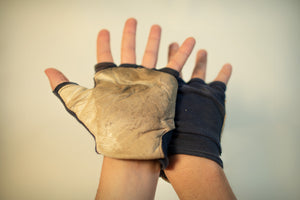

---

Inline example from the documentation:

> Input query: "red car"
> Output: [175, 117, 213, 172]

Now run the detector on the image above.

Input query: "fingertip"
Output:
[149, 24, 161, 40]
[151, 24, 161, 32]
[197, 49, 207, 58]
[126, 18, 137, 26]
[168, 43, 179, 62]
[97, 29, 111, 46]
[44, 68, 57, 77]
[182, 37, 196, 53]
[223, 63, 233, 76]
[44, 68, 69, 91]
[186, 37, 196, 46]
[224, 63, 232, 69]
[44, 68, 51, 75]
[214, 63, 233, 85]
[98, 29, 110, 37]
[169, 42, 179, 49]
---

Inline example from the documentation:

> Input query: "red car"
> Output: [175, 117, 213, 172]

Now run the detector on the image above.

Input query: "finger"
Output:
[168, 43, 179, 62]
[191, 49, 207, 80]
[97, 29, 113, 63]
[168, 43, 182, 78]
[45, 68, 69, 91]
[141, 25, 161, 69]
[166, 37, 195, 72]
[121, 18, 137, 64]
[213, 63, 232, 85]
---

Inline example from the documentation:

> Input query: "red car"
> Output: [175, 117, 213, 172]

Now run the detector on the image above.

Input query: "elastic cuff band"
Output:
[95, 62, 117, 73]
[119, 63, 144, 68]
[53, 82, 78, 94]
[168, 132, 223, 168]
[208, 81, 227, 92]
[188, 78, 206, 85]
[158, 67, 179, 79]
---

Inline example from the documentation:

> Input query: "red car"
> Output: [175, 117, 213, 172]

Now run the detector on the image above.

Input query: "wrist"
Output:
[164, 155, 236, 200]
[103, 157, 161, 173]
[96, 157, 160, 200]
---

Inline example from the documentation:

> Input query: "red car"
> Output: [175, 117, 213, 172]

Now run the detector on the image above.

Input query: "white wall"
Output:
[0, 0, 299, 199]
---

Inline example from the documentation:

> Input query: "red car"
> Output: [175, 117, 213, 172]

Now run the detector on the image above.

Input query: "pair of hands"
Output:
[45, 18, 232, 168]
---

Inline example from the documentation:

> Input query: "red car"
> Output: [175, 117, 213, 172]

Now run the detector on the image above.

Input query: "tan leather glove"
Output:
[53, 62, 179, 168]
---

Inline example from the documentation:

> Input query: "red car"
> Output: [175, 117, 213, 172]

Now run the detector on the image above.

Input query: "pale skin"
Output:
[45, 18, 235, 200]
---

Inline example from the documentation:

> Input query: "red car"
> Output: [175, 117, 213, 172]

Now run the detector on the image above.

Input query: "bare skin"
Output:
[165, 155, 236, 200]
[96, 157, 160, 200]
[45, 18, 195, 200]
[164, 45, 236, 200]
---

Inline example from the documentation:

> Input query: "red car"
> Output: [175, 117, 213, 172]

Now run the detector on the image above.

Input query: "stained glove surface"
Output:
[168, 77, 227, 167]
[53, 63, 179, 168]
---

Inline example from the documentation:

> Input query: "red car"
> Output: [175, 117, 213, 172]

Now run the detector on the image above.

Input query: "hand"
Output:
[45, 18, 196, 168]
[167, 43, 232, 167]
[45, 18, 195, 89]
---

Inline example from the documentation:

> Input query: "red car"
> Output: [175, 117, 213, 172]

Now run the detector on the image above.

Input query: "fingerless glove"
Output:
[168, 77, 227, 167]
[53, 63, 179, 168]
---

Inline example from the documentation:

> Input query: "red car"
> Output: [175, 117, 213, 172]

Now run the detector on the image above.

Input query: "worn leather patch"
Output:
[57, 67, 178, 160]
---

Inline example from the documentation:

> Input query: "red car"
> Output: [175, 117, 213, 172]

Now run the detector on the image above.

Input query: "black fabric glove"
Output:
[168, 77, 227, 167]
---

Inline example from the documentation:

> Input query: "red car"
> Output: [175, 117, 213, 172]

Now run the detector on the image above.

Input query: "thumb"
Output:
[45, 68, 69, 91]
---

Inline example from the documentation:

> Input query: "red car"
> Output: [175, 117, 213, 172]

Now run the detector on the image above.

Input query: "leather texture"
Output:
[55, 65, 178, 161]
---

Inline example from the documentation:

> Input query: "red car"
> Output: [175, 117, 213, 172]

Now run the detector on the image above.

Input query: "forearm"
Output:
[96, 156, 160, 200]
[164, 154, 236, 200]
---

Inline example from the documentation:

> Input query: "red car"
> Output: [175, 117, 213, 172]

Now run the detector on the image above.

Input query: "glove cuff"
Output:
[168, 132, 223, 168]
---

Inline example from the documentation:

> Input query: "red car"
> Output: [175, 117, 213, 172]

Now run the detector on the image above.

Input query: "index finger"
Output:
[166, 37, 195, 72]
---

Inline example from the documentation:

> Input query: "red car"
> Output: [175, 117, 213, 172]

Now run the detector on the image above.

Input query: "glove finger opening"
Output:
[95, 62, 117, 73]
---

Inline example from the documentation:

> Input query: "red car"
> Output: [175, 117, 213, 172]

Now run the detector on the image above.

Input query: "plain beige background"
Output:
[0, 0, 299, 199]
